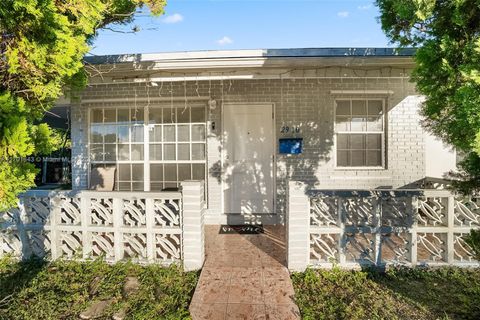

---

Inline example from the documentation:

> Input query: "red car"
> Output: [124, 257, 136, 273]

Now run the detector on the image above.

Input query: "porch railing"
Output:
[0, 181, 205, 271]
[287, 181, 480, 271]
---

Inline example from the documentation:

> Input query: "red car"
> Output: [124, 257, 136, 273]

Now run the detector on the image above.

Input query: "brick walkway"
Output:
[189, 225, 301, 320]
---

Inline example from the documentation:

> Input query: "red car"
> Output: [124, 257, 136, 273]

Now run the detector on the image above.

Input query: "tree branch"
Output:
[102, 27, 137, 34]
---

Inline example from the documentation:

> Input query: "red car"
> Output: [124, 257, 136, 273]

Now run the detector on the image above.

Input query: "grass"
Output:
[0, 256, 199, 320]
[3, 256, 479, 320]
[291, 266, 480, 320]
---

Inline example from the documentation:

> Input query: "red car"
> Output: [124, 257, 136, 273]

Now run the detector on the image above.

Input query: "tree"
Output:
[376, 0, 480, 193]
[0, 0, 166, 211]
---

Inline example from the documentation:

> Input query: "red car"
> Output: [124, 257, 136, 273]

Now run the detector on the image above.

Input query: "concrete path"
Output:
[189, 225, 301, 320]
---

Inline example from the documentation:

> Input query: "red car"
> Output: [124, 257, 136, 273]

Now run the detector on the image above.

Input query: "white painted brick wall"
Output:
[70, 75, 425, 223]
[71, 104, 88, 190]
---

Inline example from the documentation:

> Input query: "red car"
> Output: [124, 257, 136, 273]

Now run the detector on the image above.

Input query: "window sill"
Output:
[334, 166, 386, 171]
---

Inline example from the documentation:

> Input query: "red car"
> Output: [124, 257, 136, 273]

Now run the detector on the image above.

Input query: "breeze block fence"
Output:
[287, 181, 480, 271]
[0, 181, 205, 271]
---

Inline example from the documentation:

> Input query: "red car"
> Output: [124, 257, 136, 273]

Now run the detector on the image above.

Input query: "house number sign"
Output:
[280, 126, 300, 134]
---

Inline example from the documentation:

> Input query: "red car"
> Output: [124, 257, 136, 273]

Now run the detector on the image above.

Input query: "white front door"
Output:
[223, 104, 274, 214]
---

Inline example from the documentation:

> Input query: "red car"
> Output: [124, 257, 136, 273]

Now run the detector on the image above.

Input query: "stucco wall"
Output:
[70, 77, 425, 223]
[425, 133, 457, 178]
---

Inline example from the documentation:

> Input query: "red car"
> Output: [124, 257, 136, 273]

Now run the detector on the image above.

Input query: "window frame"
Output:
[333, 98, 386, 170]
[87, 103, 207, 191]
[147, 104, 207, 191]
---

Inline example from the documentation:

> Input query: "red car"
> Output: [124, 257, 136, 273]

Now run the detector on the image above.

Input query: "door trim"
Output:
[221, 102, 276, 216]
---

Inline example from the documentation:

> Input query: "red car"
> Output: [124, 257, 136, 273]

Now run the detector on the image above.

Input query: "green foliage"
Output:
[449, 152, 480, 194]
[0, 257, 198, 320]
[0, 0, 166, 210]
[292, 267, 480, 320]
[30, 123, 63, 155]
[373, 267, 480, 319]
[0, 92, 33, 158]
[465, 229, 480, 261]
[292, 267, 427, 320]
[0, 161, 38, 212]
[376, 0, 480, 194]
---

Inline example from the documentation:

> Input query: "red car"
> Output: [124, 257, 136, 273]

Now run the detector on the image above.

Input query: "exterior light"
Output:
[208, 98, 217, 110]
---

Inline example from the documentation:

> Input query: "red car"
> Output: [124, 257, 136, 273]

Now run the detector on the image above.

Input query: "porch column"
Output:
[287, 181, 310, 272]
[181, 180, 205, 271]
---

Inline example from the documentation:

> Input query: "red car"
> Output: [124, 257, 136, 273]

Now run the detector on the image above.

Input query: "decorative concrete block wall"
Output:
[286, 185, 479, 270]
[1, 183, 206, 271]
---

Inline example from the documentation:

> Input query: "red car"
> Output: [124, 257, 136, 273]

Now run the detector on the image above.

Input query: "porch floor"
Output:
[189, 225, 301, 320]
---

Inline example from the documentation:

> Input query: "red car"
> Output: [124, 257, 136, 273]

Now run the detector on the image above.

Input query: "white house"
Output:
[3, 48, 475, 272]
[70, 47, 455, 224]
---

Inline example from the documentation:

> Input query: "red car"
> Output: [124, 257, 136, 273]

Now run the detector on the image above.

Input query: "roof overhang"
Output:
[83, 48, 416, 84]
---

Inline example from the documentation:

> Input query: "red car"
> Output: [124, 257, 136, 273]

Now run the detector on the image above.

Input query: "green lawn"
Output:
[0, 257, 199, 320]
[292, 266, 480, 320]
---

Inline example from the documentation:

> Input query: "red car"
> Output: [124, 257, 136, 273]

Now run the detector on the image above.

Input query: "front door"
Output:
[223, 104, 274, 214]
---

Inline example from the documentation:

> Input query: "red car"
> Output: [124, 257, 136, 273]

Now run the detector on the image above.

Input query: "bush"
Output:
[465, 229, 480, 261]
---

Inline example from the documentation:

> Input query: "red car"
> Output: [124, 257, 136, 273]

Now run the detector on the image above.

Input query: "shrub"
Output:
[465, 229, 480, 261]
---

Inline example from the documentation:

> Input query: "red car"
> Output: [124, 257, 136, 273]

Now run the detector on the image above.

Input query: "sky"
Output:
[89, 0, 392, 56]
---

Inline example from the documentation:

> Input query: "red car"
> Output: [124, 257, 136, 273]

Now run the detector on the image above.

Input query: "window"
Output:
[335, 99, 385, 168]
[148, 105, 206, 191]
[89, 104, 207, 191]
[90, 107, 145, 191]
